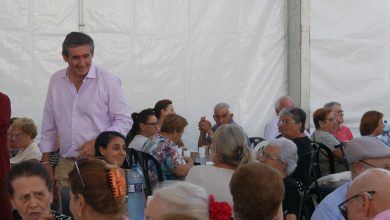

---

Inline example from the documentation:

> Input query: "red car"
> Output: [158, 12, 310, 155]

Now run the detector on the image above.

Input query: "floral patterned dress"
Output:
[142, 134, 186, 182]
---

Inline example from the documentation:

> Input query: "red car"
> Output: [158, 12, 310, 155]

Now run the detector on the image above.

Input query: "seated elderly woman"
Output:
[9, 117, 42, 165]
[359, 110, 384, 137]
[278, 107, 313, 187]
[94, 131, 127, 168]
[127, 108, 159, 150]
[186, 124, 254, 206]
[311, 107, 345, 174]
[7, 160, 71, 220]
[69, 158, 127, 220]
[259, 138, 300, 220]
[145, 181, 231, 220]
[229, 162, 284, 220]
[142, 114, 193, 181]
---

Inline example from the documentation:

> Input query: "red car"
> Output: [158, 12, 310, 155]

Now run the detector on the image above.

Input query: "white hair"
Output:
[268, 137, 298, 175]
[214, 102, 230, 112]
[274, 96, 295, 112]
[152, 182, 210, 220]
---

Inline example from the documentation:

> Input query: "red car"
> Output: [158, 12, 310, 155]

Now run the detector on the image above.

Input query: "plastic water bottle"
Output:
[127, 164, 145, 220]
[382, 120, 389, 145]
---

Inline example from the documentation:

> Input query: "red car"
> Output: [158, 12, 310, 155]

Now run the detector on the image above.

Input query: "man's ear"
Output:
[9, 198, 16, 209]
[62, 54, 68, 62]
[362, 194, 371, 217]
[319, 121, 325, 128]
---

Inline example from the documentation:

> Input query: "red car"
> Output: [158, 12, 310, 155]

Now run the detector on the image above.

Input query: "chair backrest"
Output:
[136, 151, 164, 196]
[124, 148, 139, 169]
[249, 137, 265, 148]
[312, 141, 336, 176]
[61, 187, 72, 217]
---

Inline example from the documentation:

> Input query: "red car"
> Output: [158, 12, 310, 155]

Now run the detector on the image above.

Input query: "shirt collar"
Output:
[62, 63, 97, 80]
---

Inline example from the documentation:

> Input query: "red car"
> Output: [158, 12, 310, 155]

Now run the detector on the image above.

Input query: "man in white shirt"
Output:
[264, 96, 295, 140]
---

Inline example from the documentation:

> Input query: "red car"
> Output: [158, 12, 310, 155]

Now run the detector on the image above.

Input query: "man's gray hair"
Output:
[323, 101, 341, 108]
[268, 137, 298, 175]
[274, 96, 294, 110]
[214, 102, 230, 112]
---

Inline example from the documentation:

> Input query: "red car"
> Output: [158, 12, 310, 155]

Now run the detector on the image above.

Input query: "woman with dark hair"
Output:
[359, 110, 384, 136]
[278, 107, 312, 186]
[143, 114, 193, 181]
[95, 131, 126, 167]
[154, 99, 175, 128]
[127, 108, 158, 150]
[69, 158, 127, 220]
[7, 160, 71, 220]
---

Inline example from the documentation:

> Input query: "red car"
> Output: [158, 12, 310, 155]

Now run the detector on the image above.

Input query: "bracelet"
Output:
[41, 161, 50, 164]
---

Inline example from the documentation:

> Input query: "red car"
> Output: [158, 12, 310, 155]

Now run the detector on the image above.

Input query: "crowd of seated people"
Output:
[5, 93, 390, 220]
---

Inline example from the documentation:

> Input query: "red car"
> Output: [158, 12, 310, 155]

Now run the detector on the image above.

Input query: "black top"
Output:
[283, 176, 300, 216]
[290, 136, 313, 188]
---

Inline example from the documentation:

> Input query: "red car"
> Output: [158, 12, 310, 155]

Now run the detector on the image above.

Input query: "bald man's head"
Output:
[344, 168, 390, 220]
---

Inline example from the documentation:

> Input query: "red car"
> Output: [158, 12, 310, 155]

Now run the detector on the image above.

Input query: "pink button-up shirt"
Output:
[39, 64, 132, 158]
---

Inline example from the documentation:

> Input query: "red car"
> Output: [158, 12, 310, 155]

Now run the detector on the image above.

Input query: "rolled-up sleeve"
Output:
[105, 77, 132, 136]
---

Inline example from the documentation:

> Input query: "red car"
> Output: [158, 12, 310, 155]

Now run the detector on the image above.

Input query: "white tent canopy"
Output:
[1, 0, 286, 148]
[2, 0, 390, 148]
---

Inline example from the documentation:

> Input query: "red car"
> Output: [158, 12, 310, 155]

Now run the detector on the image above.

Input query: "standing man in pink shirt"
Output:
[39, 32, 132, 193]
[324, 102, 353, 143]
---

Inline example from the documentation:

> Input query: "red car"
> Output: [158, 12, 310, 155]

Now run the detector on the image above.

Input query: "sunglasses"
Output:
[74, 158, 89, 191]
[338, 191, 375, 219]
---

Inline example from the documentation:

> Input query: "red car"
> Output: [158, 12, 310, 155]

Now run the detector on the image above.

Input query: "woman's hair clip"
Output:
[107, 168, 126, 198]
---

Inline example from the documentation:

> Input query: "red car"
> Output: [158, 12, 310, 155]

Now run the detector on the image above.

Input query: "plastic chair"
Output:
[249, 137, 265, 148]
[136, 151, 164, 196]
[124, 147, 139, 169]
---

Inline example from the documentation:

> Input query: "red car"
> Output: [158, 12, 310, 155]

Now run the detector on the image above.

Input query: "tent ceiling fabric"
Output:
[1, 0, 287, 148]
[310, 0, 390, 136]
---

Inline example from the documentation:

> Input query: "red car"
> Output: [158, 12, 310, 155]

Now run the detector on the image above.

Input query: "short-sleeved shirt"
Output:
[142, 134, 185, 181]
[333, 125, 353, 143]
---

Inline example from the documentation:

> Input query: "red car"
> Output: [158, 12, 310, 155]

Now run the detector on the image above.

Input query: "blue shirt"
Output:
[311, 182, 349, 220]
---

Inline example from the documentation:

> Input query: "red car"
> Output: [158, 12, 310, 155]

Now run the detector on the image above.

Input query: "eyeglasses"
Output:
[74, 158, 88, 191]
[278, 120, 296, 126]
[11, 132, 24, 139]
[325, 117, 336, 122]
[259, 150, 280, 161]
[338, 191, 375, 219]
[144, 122, 158, 128]
[358, 160, 390, 171]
